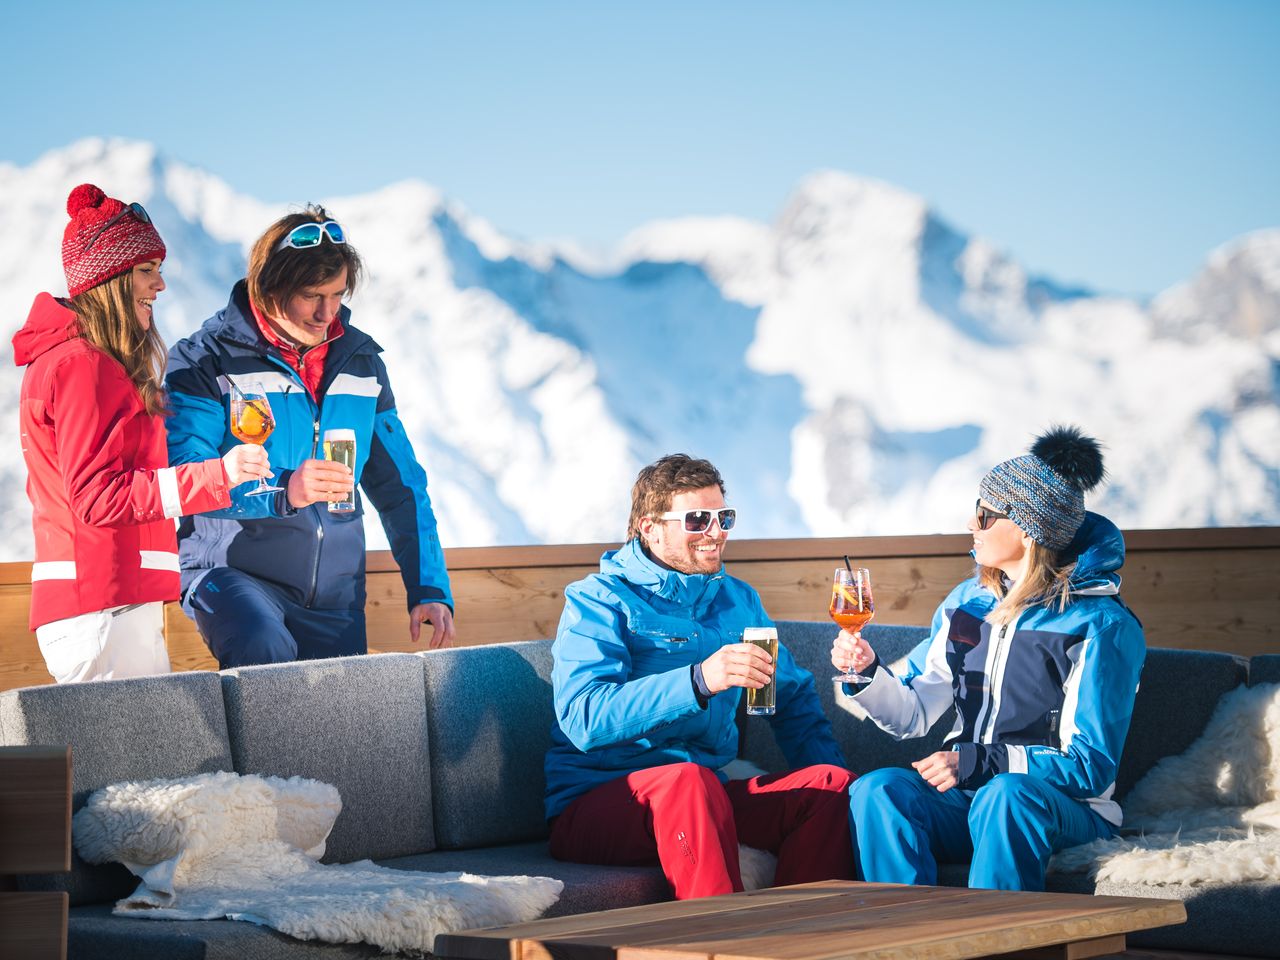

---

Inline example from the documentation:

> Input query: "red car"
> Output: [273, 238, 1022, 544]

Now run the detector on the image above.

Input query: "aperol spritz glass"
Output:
[830, 567, 875, 683]
[229, 386, 282, 496]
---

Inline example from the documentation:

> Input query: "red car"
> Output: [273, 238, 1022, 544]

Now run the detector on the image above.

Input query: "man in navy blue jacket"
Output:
[165, 207, 453, 667]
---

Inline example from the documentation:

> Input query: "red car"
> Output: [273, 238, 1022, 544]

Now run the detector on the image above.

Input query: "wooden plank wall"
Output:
[2, 527, 1277, 692]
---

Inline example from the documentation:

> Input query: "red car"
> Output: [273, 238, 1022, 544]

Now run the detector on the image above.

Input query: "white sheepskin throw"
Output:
[73, 771, 563, 956]
[737, 844, 777, 891]
[1050, 682, 1280, 886]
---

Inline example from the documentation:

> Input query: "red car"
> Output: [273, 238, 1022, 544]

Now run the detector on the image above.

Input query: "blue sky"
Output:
[4, 0, 1277, 297]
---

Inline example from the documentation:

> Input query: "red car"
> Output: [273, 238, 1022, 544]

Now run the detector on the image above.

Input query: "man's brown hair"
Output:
[247, 204, 364, 317]
[626, 454, 726, 542]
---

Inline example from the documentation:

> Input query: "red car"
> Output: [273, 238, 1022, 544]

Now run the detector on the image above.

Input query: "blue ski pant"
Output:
[848, 767, 1115, 891]
[183, 567, 366, 669]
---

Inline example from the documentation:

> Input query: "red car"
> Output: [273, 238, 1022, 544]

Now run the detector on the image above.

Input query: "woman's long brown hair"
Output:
[69, 268, 169, 416]
[979, 540, 1076, 627]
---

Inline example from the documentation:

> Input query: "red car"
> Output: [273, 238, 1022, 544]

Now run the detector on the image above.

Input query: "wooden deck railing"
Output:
[2, 527, 1277, 692]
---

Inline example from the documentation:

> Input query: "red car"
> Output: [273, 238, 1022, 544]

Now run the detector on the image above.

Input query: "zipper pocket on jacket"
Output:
[305, 511, 325, 608]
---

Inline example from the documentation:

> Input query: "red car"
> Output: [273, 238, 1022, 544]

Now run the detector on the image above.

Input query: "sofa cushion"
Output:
[1250, 654, 1280, 686]
[742, 622, 943, 776]
[380, 840, 670, 918]
[1047, 872, 1279, 958]
[419, 640, 556, 849]
[0, 671, 233, 907]
[220, 653, 433, 862]
[1116, 646, 1248, 799]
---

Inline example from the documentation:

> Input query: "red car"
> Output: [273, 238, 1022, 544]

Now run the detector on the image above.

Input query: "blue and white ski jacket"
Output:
[164, 281, 452, 614]
[845, 513, 1145, 825]
[545, 538, 845, 819]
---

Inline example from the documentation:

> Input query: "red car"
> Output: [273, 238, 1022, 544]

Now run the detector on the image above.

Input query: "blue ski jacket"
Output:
[164, 281, 452, 614]
[845, 512, 1145, 825]
[545, 538, 845, 819]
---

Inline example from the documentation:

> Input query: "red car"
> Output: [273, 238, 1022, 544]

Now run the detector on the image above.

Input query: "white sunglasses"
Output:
[275, 220, 347, 252]
[657, 508, 737, 533]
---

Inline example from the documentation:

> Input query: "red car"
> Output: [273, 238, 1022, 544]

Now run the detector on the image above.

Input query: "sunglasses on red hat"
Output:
[276, 220, 347, 251]
[84, 202, 151, 251]
[657, 508, 737, 533]
[974, 499, 1010, 530]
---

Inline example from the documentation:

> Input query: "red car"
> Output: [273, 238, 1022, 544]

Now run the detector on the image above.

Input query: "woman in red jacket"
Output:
[12, 183, 270, 683]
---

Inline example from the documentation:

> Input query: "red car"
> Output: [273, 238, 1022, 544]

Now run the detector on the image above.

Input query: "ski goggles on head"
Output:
[276, 220, 347, 251]
[84, 202, 152, 251]
[975, 499, 1010, 530]
[657, 508, 737, 533]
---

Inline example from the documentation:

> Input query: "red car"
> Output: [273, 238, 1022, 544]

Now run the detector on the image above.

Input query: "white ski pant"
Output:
[35, 601, 171, 683]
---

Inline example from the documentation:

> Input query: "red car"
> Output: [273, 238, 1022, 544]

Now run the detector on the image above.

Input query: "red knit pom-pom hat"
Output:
[61, 184, 166, 298]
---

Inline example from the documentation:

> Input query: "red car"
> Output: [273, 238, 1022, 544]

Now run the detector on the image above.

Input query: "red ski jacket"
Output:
[13, 293, 231, 629]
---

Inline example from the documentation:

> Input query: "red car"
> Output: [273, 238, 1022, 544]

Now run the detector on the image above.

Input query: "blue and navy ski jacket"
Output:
[164, 281, 452, 614]
[845, 512, 1145, 825]
[545, 538, 845, 819]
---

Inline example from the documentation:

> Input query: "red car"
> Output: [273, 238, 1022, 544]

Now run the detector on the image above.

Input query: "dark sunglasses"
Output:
[276, 220, 347, 251]
[84, 202, 151, 251]
[975, 499, 1010, 530]
[658, 508, 737, 533]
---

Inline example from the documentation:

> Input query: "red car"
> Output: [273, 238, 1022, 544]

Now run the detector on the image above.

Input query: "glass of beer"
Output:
[229, 386, 283, 496]
[744, 627, 778, 716]
[830, 567, 875, 683]
[322, 428, 357, 513]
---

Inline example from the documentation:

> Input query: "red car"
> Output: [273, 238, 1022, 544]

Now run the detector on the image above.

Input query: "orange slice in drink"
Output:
[236, 404, 271, 442]
[834, 584, 864, 608]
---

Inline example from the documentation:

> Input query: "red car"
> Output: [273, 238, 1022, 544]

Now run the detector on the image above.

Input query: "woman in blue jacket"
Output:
[832, 426, 1145, 891]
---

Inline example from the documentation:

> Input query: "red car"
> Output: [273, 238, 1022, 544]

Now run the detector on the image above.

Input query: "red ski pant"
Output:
[548, 762, 856, 900]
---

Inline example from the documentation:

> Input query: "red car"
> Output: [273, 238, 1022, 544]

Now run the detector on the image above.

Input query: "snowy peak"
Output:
[1151, 229, 1280, 342]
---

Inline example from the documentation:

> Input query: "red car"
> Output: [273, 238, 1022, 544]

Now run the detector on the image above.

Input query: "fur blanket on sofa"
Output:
[72, 771, 562, 956]
[1051, 682, 1280, 885]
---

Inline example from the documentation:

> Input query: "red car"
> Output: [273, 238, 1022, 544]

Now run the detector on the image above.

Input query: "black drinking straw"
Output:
[843, 555, 853, 573]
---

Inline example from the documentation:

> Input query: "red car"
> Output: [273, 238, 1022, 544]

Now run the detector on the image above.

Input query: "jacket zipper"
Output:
[978, 619, 1013, 742]
[302, 345, 363, 609]
[305, 416, 323, 608]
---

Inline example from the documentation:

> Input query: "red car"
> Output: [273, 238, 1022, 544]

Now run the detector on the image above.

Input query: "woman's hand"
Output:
[222, 444, 273, 487]
[831, 629, 875, 675]
[912, 751, 960, 793]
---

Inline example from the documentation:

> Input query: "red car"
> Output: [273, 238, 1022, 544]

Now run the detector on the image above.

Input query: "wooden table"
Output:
[436, 881, 1188, 960]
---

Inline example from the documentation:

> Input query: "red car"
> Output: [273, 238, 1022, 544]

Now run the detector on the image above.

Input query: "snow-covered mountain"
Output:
[1, 138, 1276, 560]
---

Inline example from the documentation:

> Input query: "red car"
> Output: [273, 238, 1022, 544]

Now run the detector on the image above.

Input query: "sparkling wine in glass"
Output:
[830, 567, 875, 683]
[229, 387, 283, 496]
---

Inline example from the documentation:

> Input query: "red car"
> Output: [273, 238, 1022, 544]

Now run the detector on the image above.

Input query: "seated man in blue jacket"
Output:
[545, 453, 854, 900]
[164, 207, 453, 667]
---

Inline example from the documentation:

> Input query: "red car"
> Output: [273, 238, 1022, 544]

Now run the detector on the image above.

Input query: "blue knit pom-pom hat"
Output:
[978, 426, 1107, 550]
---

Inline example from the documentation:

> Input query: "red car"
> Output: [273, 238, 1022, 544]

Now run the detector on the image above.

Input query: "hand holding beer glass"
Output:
[830, 566, 875, 683]
[229, 384, 283, 496]
[743, 627, 778, 715]
[322, 429, 356, 513]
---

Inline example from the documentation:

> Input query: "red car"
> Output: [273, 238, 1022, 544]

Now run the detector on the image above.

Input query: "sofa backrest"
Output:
[220, 653, 435, 862]
[0, 671, 233, 906]
[1249, 654, 1280, 686]
[420, 640, 555, 849]
[1117, 646, 1248, 799]
[742, 622, 946, 776]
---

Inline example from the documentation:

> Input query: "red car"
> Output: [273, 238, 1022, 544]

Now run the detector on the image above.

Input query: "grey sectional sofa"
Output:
[1, 623, 1274, 958]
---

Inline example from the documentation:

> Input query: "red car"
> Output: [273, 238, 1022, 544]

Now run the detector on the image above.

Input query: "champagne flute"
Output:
[229, 384, 283, 496]
[830, 566, 875, 683]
